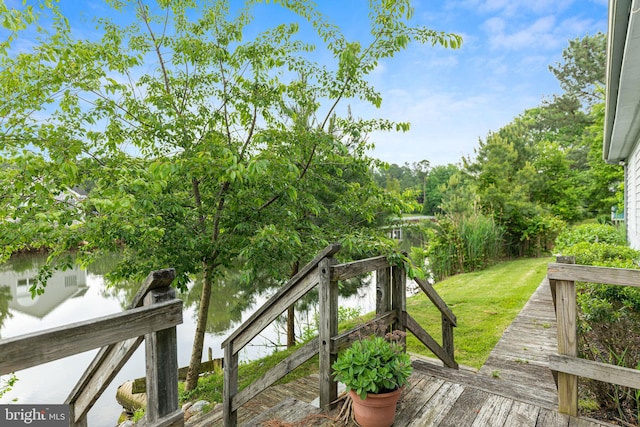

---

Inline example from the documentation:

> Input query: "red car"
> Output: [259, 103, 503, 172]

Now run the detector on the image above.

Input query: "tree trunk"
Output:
[185, 263, 213, 391]
[286, 262, 299, 349]
[287, 305, 295, 348]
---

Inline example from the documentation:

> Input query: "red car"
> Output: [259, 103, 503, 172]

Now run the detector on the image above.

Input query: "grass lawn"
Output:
[406, 256, 552, 368]
[179, 256, 552, 405]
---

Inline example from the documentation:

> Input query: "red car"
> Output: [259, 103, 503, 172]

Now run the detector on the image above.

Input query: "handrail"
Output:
[221, 243, 340, 353]
[0, 300, 181, 373]
[548, 258, 640, 416]
[221, 245, 458, 426]
[0, 268, 184, 427]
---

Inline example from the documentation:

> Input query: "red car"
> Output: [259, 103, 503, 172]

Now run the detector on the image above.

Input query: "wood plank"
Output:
[330, 311, 396, 353]
[406, 312, 457, 368]
[243, 397, 322, 426]
[128, 268, 177, 310]
[65, 269, 177, 425]
[223, 343, 238, 427]
[556, 278, 578, 416]
[376, 267, 391, 315]
[150, 409, 184, 427]
[470, 394, 513, 427]
[69, 336, 143, 423]
[393, 376, 446, 426]
[225, 270, 320, 354]
[319, 257, 338, 410]
[332, 255, 390, 281]
[222, 243, 340, 350]
[549, 353, 640, 390]
[412, 359, 558, 409]
[392, 265, 407, 336]
[503, 400, 540, 427]
[233, 338, 319, 411]
[0, 299, 182, 374]
[144, 288, 181, 422]
[414, 276, 457, 326]
[438, 387, 488, 427]
[407, 382, 465, 426]
[536, 408, 570, 427]
[547, 263, 640, 288]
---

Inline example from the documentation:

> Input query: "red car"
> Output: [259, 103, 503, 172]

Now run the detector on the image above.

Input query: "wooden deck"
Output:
[187, 278, 616, 427]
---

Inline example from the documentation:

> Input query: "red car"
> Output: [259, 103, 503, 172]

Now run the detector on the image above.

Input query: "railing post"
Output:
[319, 256, 338, 410]
[223, 342, 238, 427]
[554, 256, 578, 416]
[68, 406, 87, 427]
[376, 266, 391, 315]
[442, 314, 454, 363]
[144, 287, 183, 426]
[391, 263, 406, 335]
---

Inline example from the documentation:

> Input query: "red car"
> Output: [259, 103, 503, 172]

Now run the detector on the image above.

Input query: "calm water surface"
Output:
[0, 254, 376, 427]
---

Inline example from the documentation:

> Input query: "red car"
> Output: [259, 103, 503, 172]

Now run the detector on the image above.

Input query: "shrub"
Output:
[555, 223, 626, 253]
[557, 232, 640, 424]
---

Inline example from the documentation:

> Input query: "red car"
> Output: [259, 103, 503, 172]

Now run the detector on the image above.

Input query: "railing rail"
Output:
[0, 268, 184, 427]
[548, 258, 640, 416]
[221, 244, 457, 426]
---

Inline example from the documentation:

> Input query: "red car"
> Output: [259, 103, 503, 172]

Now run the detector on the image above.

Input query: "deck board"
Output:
[187, 277, 619, 427]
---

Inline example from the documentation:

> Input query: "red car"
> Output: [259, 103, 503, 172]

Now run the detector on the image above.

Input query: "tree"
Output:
[0, 0, 461, 390]
[422, 164, 458, 215]
[585, 102, 624, 217]
[549, 32, 606, 108]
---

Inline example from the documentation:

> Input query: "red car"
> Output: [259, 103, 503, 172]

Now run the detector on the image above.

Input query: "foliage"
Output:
[548, 33, 606, 107]
[554, 223, 627, 254]
[426, 210, 504, 282]
[179, 340, 320, 405]
[435, 32, 612, 259]
[556, 227, 640, 424]
[422, 164, 459, 215]
[406, 256, 551, 368]
[332, 326, 412, 400]
[0, 0, 461, 389]
[585, 102, 625, 216]
[132, 408, 145, 423]
[180, 257, 550, 407]
[0, 374, 17, 401]
[297, 305, 362, 343]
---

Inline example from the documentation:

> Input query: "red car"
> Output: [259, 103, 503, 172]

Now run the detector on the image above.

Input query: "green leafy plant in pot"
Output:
[332, 327, 413, 427]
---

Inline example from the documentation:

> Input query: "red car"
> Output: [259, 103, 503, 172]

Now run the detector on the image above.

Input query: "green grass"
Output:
[405, 256, 552, 368]
[179, 256, 552, 405]
[179, 344, 320, 406]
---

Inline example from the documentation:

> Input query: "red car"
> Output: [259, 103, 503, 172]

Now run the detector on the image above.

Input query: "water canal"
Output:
[0, 253, 377, 426]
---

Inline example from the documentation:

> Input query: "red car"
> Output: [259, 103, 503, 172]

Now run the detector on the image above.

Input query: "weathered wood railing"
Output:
[0, 268, 184, 427]
[548, 257, 640, 416]
[221, 243, 457, 427]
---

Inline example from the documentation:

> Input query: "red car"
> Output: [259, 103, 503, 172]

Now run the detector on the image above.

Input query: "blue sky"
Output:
[356, 0, 609, 167]
[16, 0, 609, 167]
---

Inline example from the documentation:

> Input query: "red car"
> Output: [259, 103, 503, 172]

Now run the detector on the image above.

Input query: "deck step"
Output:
[243, 397, 323, 426]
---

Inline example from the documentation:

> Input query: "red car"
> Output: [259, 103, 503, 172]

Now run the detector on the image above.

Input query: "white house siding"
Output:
[629, 144, 640, 249]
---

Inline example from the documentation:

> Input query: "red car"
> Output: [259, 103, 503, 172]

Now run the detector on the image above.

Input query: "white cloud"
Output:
[486, 15, 560, 50]
[462, 0, 574, 17]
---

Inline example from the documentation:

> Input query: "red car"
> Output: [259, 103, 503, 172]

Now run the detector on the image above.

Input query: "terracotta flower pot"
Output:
[349, 388, 402, 427]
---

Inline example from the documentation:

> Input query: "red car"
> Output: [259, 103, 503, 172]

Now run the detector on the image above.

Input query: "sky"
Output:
[12, 0, 609, 167]
[359, 0, 609, 167]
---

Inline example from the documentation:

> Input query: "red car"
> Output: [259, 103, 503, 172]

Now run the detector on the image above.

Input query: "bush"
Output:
[555, 223, 626, 253]
[562, 241, 639, 268]
[557, 231, 640, 424]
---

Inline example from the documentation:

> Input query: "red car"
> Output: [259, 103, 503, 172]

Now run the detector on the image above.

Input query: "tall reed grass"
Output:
[427, 212, 504, 282]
